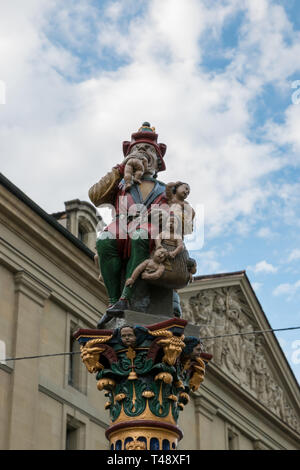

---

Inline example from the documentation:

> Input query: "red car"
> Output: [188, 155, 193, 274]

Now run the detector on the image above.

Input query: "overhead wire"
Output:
[199, 325, 300, 341]
[1, 325, 300, 363]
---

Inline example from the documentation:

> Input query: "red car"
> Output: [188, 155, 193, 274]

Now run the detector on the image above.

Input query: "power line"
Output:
[2, 351, 81, 362]
[199, 325, 300, 341]
[1, 325, 299, 363]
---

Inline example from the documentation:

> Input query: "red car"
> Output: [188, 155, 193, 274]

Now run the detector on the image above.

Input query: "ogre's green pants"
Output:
[96, 229, 150, 305]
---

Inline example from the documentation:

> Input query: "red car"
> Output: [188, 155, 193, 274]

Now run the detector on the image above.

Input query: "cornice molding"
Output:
[253, 439, 270, 450]
[38, 376, 108, 430]
[14, 271, 52, 307]
[0, 233, 106, 302]
[0, 175, 94, 259]
[194, 395, 219, 421]
[180, 272, 244, 294]
[0, 185, 97, 278]
[0, 239, 106, 325]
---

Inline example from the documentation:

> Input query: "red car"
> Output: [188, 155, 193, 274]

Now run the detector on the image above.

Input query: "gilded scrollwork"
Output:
[125, 440, 147, 450]
[80, 336, 113, 373]
[149, 329, 185, 366]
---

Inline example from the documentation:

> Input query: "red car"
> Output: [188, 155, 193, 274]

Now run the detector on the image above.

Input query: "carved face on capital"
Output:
[128, 143, 158, 176]
[191, 342, 204, 360]
[120, 327, 136, 348]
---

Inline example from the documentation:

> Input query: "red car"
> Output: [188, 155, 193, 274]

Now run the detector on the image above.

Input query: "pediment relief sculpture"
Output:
[181, 287, 300, 434]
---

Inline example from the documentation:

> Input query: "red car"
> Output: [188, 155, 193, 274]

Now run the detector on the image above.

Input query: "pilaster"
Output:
[7, 271, 51, 449]
[194, 393, 219, 449]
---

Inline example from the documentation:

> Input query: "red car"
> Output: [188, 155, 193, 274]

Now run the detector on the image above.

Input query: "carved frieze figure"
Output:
[266, 375, 278, 414]
[192, 291, 214, 324]
[273, 384, 285, 420]
[180, 300, 194, 324]
[253, 338, 268, 404]
[212, 292, 226, 365]
[239, 324, 256, 390]
[226, 297, 243, 355]
[199, 325, 215, 355]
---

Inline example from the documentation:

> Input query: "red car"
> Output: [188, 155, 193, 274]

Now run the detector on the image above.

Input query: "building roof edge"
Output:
[0, 173, 94, 260]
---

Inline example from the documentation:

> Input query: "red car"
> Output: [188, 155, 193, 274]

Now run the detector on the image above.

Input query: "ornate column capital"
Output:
[75, 318, 211, 450]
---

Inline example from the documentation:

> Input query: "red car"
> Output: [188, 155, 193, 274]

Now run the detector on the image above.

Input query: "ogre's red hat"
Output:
[122, 122, 167, 172]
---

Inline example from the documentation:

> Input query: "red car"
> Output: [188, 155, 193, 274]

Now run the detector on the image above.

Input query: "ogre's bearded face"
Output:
[127, 143, 158, 176]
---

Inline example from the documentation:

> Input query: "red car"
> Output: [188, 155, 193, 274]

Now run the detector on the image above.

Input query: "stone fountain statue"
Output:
[88, 122, 196, 328]
[75, 123, 211, 451]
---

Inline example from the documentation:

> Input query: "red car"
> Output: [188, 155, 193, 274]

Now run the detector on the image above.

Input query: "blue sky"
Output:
[1, 0, 300, 384]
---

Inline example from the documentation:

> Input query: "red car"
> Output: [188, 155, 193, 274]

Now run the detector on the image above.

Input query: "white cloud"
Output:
[248, 260, 278, 274]
[257, 227, 274, 239]
[0, 0, 300, 242]
[273, 280, 300, 298]
[266, 105, 300, 164]
[288, 249, 300, 262]
[191, 249, 221, 275]
[272, 182, 300, 228]
[104, 2, 124, 21]
[251, 282, 262, 292]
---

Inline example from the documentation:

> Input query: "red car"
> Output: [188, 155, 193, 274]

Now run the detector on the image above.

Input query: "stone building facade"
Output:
[179, 274, 300, 449]
[0, 173, 299, 450]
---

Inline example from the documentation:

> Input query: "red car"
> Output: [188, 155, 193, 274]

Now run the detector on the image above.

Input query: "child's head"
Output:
[173, 182, 190, 200]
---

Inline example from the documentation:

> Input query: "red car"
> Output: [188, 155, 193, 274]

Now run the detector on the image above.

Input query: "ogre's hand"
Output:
[113, 163, 126, 175]
[121, 156, 135, 166]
